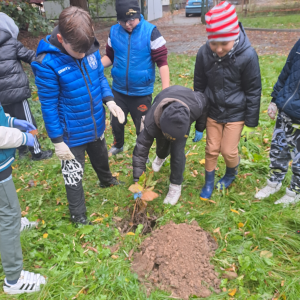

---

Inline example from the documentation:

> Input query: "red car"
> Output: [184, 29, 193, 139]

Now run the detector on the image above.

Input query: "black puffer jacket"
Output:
[194, 23, 261, 127]
[0, 28, 35, 106]
[132, 85, 208, 180]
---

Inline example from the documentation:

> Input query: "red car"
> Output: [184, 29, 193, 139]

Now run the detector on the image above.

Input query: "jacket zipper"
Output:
[126, 35, 131, 95]
[74, 59, 98, 140]
[282, 79, 300, 111]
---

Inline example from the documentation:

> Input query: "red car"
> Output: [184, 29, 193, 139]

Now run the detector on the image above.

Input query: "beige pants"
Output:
[205, 117, 244, 172]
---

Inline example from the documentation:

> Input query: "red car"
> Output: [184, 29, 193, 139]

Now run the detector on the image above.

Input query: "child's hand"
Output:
[193, 131, 203, 142]
[241, 126, 255, 138]
[268, 102, 277, 120]
[14, 119, 36, 132]
[24, 133, 35, 147]
[53, 142, 75, 161]
[106, 101, 125, 124]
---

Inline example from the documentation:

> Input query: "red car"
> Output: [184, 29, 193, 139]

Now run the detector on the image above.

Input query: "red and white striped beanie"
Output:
[205, 1, 240, 42]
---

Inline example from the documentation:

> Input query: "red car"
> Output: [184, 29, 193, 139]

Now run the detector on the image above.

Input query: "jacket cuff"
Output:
[10, 117, 16, 128]
[21, 133, 28, 146]
[51, 136, 63, 144]
[103, 96, 114, 105]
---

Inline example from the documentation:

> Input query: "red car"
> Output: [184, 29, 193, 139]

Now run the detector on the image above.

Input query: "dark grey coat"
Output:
[132, 85, 208, 180]
[194, 24, 261, 127]
[0, 29, 35, 106]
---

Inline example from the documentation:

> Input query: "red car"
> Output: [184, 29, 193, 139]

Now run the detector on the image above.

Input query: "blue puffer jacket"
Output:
[0, 105, 17, 172]
[110, 15, 156, 96]
[31, 29, 114, 148]
[272, 39, 300, 121]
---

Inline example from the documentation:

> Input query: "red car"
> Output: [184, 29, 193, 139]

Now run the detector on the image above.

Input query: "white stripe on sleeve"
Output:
[150, 36, 166, 50]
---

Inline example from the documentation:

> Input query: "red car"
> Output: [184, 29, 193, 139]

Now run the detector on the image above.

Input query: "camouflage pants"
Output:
[269, 112, 300, 193]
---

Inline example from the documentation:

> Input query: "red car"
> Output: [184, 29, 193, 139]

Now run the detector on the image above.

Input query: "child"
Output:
[255, 39, 300, 205]
[0, 103, 46, 294]
[132, 85, 208, 205]
[31, 7, 125, 225]
[194, 1, 261, 200]
[0, 13, 53, 161]
[101, 0, 170, 156]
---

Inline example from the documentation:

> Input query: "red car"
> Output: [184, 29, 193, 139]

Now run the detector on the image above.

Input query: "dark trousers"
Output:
[111, 90, 152, 148]
[65, 137, 114, 216]
[3, 100, 41, 155]
[156, 137, 187, 185]
[269, 112, 300, 193]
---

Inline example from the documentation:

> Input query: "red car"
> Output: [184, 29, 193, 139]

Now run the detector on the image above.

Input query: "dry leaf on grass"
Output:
[228, 288, 237, 296]
[230, 209, 240, 215]
[238, 222, 244, 228]
[260, 250, 273, 258]
[128, 183, 143, 193]
[43, 233, 48, 238]
[127, 232, 135, 236]
[199, 159, 205, 164]
[141, 190, 159, 201]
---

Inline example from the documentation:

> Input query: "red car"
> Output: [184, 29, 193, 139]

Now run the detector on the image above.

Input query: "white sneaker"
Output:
[255, 179, 282, 199]
[20, 217, 38, 232]
[152, 156, 167, 172]
[274, 188, 300, 206]
[3, 270, 46, 295]
[163, 183, 181, 205]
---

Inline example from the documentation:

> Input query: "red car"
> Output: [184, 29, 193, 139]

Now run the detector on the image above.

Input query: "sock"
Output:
[6, 278, 18, 285]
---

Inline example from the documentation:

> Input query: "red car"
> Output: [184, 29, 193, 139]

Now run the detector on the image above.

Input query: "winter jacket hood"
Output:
[32, 28, 114, 148]
[132, 85, 209, 180]
[0, 16, 35, 106]
[0, 13, 19, 40]
[194, 23, 261, 127]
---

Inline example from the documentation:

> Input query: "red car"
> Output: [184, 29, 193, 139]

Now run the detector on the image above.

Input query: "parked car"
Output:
[185, 0, 213, 17]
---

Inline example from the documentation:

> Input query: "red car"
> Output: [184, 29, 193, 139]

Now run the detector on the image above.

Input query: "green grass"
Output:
[239, 13, 300, 29]
[2, 53, 300, 300]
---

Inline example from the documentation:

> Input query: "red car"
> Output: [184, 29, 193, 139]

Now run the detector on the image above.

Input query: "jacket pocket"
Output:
[63, 114, 71, 140]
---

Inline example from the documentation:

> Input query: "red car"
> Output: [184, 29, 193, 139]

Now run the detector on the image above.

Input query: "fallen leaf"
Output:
[251, 246, 258, 252]
[127, 232, 135, 236]
[128, 249, 134, 259]
[193, 170, 198, 176]
[239, 192, 245, 195]
[213, 227, 220, 233]
[114, 206, 119, 212]
[87, 246, 98, 253]
[238, 222, 244, 228]
[141, 190, 159, 201]
[128, 183, 143, 193]
[111, 255, 119, 259]
[21, 211, 28, 216]
[104, 214, 109, 218]
[223, 271, 238, 280]
[209, 200, 216, 204]
[228, 288, 237, 296]
[16, 188, 21, 193]
[243, 173, 252, 179]
[199, 159, 205, 164]
[43, 233, 48, 238]
[92, 218, 104, 223]
[260, 250, 273, 258]
[230, 209, 240, 215]
[263, 138, 269, 144]
[186, 152, 198, 157]
[113, 216, 122, 222]
[29, 129, 38, 136]
[281, 280, 285, 287]
[112, 172, 119, 177]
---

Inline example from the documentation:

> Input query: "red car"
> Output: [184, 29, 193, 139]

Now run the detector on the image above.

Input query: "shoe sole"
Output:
[200, 197, 209, 200]
[4, 288, 41, 295]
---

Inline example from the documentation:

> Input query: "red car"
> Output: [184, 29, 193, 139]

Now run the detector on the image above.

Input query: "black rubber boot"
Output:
[100, 177, 124, 188]
[71, 213, 92, 225]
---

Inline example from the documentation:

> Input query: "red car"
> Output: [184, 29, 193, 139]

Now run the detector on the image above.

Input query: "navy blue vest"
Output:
[110, 15, 156, 96]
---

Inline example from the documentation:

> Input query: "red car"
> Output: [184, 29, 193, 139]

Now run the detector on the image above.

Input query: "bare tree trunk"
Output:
[70, 0, 88, 11]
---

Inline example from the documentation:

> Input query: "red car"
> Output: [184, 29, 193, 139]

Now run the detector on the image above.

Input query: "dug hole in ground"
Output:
[131, 221, 221, 299]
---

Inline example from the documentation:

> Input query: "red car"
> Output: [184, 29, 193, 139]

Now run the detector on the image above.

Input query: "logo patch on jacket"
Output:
[58, 67, 71, 74]
[87, 54, 98, 70]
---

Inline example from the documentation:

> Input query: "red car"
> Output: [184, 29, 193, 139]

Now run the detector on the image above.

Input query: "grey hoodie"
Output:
[0, 13, 35, 106]
[0, 13, 19, 39]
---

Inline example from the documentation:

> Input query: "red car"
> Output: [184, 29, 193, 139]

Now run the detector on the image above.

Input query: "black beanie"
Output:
[160, 102, 190, 141]
[116, 0, 141, 22]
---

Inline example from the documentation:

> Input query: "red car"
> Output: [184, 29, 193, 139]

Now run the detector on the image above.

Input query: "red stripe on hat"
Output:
[207, 31, 239, 40]
[208, 2, 231, 15]
[206, 8, 236, 25]
[206, 17, 239, 32]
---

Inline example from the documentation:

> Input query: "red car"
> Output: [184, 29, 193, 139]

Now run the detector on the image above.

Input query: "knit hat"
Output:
[116, 0, 141, 22]
[205, 1, 239, 42]
[160, 102, 190, 141]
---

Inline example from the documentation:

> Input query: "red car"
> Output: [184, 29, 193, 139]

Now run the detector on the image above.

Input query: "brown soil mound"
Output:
[131, 221, 221, 299]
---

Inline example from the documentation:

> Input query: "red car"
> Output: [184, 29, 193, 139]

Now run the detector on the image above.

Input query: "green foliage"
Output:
[0, 0, 53, 36]
[4, 54, 300, 299]
[238, 13, 300, 29]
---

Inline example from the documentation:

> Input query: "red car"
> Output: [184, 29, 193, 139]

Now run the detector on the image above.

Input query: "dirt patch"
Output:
[131, 221, 221, 299]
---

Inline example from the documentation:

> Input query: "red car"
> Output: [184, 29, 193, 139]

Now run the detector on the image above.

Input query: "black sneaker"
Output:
[100, 177, 124, 188]
[32, 150, 53, 161]
[71, 214, 92, 225]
